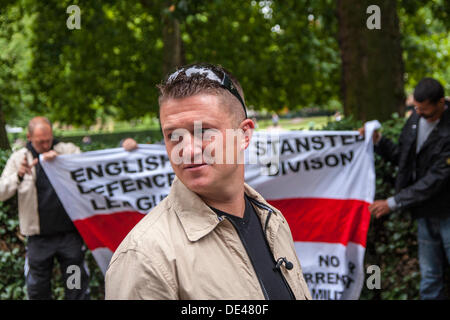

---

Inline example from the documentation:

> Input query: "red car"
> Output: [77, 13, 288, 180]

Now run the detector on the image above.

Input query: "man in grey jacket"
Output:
[0, 116, 90, 300]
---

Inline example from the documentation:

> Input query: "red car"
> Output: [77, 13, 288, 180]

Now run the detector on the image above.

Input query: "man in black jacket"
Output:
[367, 78, 450, 299]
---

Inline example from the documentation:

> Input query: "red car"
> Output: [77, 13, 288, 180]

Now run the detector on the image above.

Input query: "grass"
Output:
[256, 116, 334, 131]
[53, 116, 160, 137]
[55, 115, 334, 137]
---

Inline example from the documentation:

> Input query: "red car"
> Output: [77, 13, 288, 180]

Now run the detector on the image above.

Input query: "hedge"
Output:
[1, 114, 448, 299]
[57, 129, 163, 151]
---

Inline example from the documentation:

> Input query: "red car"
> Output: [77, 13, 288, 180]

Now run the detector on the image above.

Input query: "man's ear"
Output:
[239, 118, 255, 150]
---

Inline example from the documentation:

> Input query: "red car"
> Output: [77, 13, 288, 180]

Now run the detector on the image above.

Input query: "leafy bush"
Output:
[59, 129, 163, 151]
[0, 149, 26, 299]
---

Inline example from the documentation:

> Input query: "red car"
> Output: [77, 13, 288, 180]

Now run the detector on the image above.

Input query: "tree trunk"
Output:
[161, 2, 185, 77]
[0, 102, 11, 150]
[337, 0, 405, 121]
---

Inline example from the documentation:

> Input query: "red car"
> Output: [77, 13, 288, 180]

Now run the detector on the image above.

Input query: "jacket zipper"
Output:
[248, 198, 296, 300]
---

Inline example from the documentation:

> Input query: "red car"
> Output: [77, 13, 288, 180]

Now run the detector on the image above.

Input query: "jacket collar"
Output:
[168, 177, 282, 242]
[415, 104, 450, 154]
[436, 104, 450, 136]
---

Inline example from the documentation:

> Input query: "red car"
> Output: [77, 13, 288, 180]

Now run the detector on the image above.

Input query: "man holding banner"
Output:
[105, 63, 312, 300]
[367, 78, 450, 299]
[0, 117, 90, 300]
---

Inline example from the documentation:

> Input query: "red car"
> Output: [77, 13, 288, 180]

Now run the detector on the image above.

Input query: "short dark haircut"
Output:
[413, 78, 445, 104]
[157, 63, 246, 126]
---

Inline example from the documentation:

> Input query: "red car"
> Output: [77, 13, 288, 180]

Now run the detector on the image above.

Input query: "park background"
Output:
[0, 0, 449, 299]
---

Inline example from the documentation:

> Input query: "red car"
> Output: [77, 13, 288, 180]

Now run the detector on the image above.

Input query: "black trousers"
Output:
[25, 231, 90, 300]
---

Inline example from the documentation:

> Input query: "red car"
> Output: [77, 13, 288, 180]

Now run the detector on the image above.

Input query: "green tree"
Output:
[16, 0, 343, 125]
[399, 0, 450, 95]
[26, 0, 164, 125]
[336, 0, 405, 122]
[0, 2, 36, 149]
[0, 0, 448, 133]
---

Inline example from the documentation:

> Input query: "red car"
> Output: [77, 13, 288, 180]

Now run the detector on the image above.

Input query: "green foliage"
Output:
[321, 114, 363, 131]
[26, 0, 164, 125]
[399, 0, 450, 95]
[0, 149, 26, 299]
[0, 0, 449, 128]
[0, 2, 37, 125]
[0, 0, 343, 126]
[0, 201, 27, 299]
[183, 0, 341, 111]
[60, 129, 162, 152]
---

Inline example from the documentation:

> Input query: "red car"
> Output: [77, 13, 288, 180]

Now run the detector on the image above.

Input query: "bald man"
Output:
[0, 117, 90, 300]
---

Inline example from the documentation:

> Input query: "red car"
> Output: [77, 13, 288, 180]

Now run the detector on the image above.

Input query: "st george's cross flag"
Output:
[41, 121, 379, 299]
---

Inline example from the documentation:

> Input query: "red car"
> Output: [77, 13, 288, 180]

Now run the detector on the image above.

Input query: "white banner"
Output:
[42, 122, 379, 299]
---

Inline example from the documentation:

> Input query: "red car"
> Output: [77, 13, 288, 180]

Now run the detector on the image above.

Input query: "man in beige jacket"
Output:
[105, 63, 311, 300]
[0, 117, 89, 299]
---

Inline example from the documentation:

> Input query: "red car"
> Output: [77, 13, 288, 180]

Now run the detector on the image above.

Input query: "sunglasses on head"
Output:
[167, 66, 248, 119]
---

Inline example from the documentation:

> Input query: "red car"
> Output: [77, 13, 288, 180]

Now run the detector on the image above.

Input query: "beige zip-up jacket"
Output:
[0, 142, 80, 236]
[105, 177, 312, 300]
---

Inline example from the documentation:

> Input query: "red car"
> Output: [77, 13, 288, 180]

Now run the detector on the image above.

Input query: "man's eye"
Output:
[167, 133, 176, 140]
[194, 128, 209, 136]
[203, 128, 215, 134]
[168, 134, 184, 142]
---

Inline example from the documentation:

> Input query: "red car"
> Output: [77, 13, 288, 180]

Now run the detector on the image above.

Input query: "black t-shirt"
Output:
[210, 195, 294, 300]
[27, 141, 76, 235]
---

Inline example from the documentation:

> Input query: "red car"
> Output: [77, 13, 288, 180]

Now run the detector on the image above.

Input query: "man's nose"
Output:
[42, 142, 51, 151]
[183, 135, 203, 163]
[414, 106, 422, 115]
